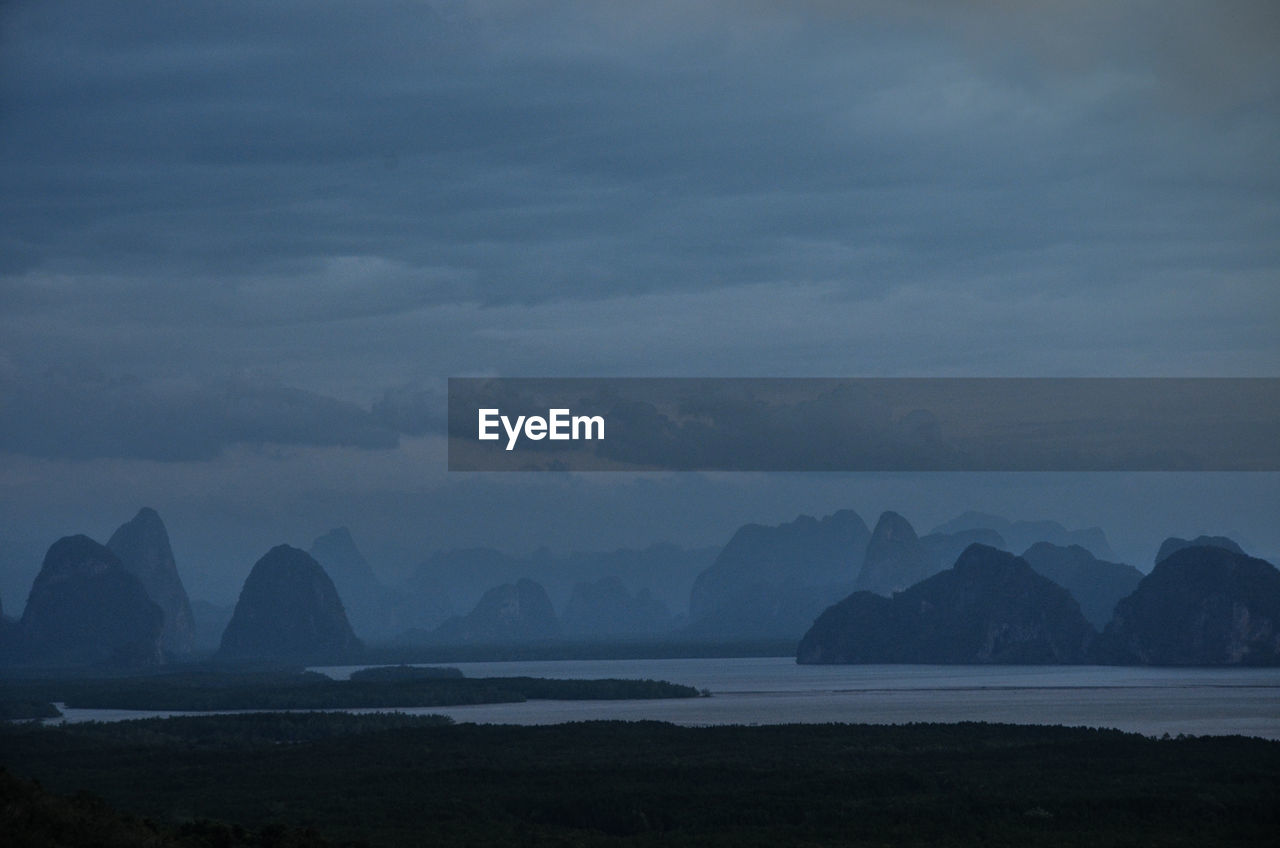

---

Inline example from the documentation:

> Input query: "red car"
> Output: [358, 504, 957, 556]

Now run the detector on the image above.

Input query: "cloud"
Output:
[3, 0, 1275, 320]
[0, 365, 398, 461]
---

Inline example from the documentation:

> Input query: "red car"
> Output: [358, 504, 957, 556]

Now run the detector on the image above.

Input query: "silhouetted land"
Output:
[2, 715, 1278, 846]
[0, 670, 700, 710]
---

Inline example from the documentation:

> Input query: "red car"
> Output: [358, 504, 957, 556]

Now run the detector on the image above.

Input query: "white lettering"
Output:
[480, 408, 604, 450]
[573, 414, 604, 440]
[548, 408, 571, 440]
[502, 414, 525, 451]
[478, 409, 500, 440]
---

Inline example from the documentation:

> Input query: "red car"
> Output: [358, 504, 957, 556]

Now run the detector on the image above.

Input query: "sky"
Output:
[1, 1, 1278, 606]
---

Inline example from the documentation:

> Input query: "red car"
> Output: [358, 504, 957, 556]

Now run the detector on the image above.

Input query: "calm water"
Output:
[49, 657, 1280, 739]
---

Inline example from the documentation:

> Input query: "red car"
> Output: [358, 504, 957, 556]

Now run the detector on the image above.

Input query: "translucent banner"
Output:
[447, 378, 1280, 471]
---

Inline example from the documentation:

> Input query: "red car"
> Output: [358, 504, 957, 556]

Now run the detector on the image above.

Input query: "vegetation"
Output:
[0, 767, 340, 847]
[347, 664, 462, 681]
[2, 715, 1277, 846]
[0, 670, 701, 711]
[0, 699, 62, 720]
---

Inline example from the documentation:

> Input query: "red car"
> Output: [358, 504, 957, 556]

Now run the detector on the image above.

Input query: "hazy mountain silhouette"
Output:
[406, 543, 713, 625]
[107, 507, 196, 656]
[798, 544, 1094, 664]
[687, 510, 869, 639]
[931, 511, 1116, 561]
[1154, 535, 1246, 566]
[854, 511, 935, 596]
[426, 578, 560, 644]
[1093, 546, 1280, 666]
[308, 526, 403, 641]
[562, 576, 673, 638]
[0, 592, 18, 662]
[921, 527, 1007, 571]
[16, 535, 164, 667]
[1020, 542, 1144, 630]
[190, 598, 234, 652]
[217, 544, 362, 662]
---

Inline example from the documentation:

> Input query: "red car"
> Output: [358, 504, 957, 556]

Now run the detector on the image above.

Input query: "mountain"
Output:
[308, 526, 407, 641]
[920, 527, 1007, 571]
[561, 576, 673, 638]
[931, 511, 1116, 561]
[190, 599, 234, 652]
[1154, 535, 1245, 566]
[16, 535, 163, 667]
[854, 511, 935, 596]
[1092, 547, 1280, 666]
[106, 507, 196, 656]
[0, 593, 17, 662]
[407, 543, 715, 623]
[798, 544, 1095, 664]
[687, 510, 870, 639]
[1020, 542, 1145, 630]
[217, 544, 363, 662]
[427, 578, 560, 644]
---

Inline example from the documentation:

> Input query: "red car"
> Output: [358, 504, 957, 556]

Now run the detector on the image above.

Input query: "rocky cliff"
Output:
[217, 544, 363, 662]
[18, 535, 164, 666]
[798, 544, 1095, 664]
[1093, 546, 1280, 666]
[107, 507, 196, 655]
[429, 578, 560, 644]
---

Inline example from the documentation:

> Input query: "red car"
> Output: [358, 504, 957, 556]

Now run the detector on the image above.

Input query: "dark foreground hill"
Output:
[0, 767, 337, 848]
[1093, 546, 1280, 666]
[798, 544, 1095, 664]
[217, 545, 363, 663]
[3, 716, 1278, 847]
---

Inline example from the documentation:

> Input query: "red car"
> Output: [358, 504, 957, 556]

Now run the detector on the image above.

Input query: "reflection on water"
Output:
[53, 657, 1280, 739]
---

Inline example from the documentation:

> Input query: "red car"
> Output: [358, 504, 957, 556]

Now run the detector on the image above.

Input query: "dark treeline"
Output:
[0, 670, 701, 711]
[2, 716, 1278, 846]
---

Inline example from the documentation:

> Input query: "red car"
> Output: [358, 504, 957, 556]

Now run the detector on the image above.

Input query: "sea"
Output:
[48, 656, 1280, 740]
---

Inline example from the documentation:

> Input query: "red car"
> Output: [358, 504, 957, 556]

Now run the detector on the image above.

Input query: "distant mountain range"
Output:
[799, 545, 1094, 664]
[1093, 545, 1280, 666]
[2, 506, 1275, 668]
[687, 509, 867, 640]
[799, 538, 1279, 667]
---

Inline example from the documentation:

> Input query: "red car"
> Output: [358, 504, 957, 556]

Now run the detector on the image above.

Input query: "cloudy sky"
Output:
[2, 1, 1277, 604]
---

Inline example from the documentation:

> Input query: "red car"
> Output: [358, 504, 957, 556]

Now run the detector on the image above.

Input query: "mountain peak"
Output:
[218, 544, 363, 662]
[107, 508, 195, 655]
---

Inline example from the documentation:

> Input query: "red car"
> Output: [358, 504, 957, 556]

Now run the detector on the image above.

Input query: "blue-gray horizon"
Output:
[1, 1, 1277, 604]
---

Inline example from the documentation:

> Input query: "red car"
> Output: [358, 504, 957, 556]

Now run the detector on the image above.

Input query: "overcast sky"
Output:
[2, 1, 1277, 605]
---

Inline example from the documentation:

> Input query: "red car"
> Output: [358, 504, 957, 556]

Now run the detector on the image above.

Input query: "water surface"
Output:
[54, 657, 1280, 739]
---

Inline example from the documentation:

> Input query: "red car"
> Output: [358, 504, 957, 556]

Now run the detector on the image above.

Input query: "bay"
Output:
[49, 657, 1280, 739]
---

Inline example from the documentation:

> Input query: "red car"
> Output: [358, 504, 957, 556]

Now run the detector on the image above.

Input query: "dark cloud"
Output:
[0, 365, 398, 461]
[0, 1, 1276, 602]
[3, 0, 1275, 323]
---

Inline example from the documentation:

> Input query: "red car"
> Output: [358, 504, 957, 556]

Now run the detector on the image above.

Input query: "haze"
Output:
[1, 1, 1277, 605]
